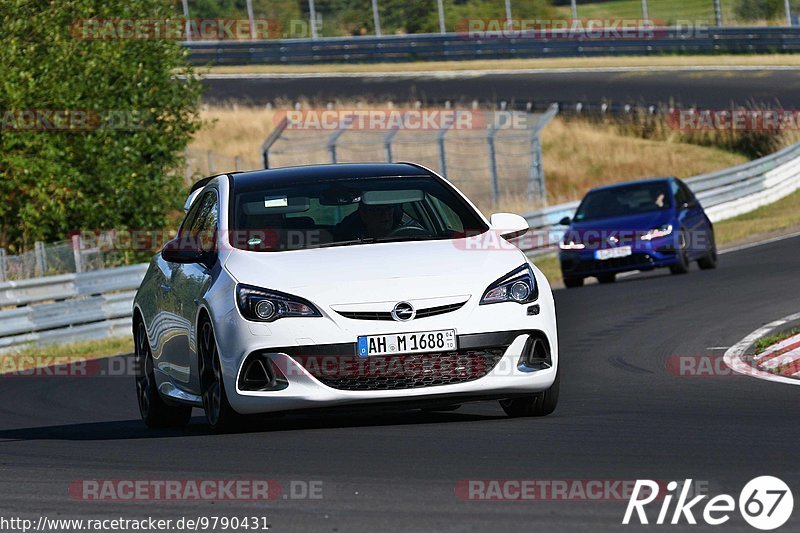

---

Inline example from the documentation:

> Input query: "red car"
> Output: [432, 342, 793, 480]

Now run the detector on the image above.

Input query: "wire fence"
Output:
[185, 148, 262, 182]
[175, 1, 800, 41]
[0, 238, 107, 282]
[263, 107, 558, 214]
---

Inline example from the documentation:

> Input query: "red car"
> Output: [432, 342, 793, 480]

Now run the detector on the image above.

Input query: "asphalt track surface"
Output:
[202, 69, 800, 108]
[1, 235, 799, 531]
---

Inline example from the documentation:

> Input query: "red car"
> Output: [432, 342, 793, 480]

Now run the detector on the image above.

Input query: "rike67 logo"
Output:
[623, 477, 793, 530]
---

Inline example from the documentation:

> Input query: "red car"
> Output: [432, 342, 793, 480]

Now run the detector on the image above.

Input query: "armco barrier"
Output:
[183, 27, 800, 65]
[3, 139, 800, 350]
[0, 265, 147, 352]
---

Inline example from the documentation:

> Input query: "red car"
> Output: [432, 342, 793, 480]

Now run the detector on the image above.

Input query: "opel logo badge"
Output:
[391, 301, 416, 322]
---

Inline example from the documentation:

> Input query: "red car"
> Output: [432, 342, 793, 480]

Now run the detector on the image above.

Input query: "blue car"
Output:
[558, 177, 717, 288]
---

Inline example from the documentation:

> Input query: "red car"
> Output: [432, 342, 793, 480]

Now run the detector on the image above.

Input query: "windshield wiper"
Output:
[311, 237, 376, 249]
[372, 235, 439, 244]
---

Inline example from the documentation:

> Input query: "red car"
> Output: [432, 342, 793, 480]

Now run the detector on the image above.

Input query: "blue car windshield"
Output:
[574, 182, 672, 222]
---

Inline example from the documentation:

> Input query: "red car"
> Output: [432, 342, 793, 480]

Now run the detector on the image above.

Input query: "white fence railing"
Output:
[3, 140, 800, 350]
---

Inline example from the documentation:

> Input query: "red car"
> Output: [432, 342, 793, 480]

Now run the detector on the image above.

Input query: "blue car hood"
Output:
[569, 210, 672, 234]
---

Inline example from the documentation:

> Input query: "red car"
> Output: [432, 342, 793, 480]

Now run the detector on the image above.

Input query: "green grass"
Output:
[554, 0, 714, 23]
[754, 329, 800, 354]
[532, 252, 562, 288]
[553, 0, 731, 25]
[714, 188, 800, 245]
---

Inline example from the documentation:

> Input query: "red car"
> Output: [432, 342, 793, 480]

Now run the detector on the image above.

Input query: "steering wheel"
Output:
[385, 225, 432, 238]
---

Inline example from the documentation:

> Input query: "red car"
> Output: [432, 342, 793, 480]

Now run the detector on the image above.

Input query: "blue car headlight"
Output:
[236, 284, 321, 322]
[480, 265, 538, 305]
[640, 224, 673, 241]
[559, 240, 585, 250]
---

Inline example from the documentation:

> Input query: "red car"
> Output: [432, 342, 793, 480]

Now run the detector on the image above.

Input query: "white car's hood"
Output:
[223, 238, 529, 306]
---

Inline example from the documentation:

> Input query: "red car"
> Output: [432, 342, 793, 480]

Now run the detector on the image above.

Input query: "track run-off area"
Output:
[201, 67, 800, 108]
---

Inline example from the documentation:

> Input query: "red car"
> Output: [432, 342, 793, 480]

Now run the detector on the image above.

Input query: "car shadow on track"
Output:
[0, 409, 508, 441]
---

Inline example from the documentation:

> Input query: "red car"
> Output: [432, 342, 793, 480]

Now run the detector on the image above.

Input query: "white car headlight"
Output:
[236, 284, 321, 322]
[640, 224, 673, 241]
[559, 240, 585, 250]
[480, 265, 538, 305]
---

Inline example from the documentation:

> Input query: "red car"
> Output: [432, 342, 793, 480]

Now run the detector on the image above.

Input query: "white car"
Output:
[133, 163, 559, 430]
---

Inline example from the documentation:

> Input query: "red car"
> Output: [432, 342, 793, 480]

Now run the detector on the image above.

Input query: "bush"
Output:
[574, 105, 787, 160]
[0, 0, 202, 254]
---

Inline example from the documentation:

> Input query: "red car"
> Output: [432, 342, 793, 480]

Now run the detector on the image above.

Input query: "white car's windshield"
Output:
[230, 175, 489, 252]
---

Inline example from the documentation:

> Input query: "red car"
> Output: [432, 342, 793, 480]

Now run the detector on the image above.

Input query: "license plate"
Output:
[357, 329, 456, 357]
[595, 246, 632, 260]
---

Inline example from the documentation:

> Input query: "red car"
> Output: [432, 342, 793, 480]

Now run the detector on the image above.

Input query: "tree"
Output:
[0, 0, 202, 253]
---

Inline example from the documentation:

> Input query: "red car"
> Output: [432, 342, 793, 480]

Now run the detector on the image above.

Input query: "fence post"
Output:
[207, 151, 215, 174]
[487, 124, 500, 207]
[71, 234, 83, 273]
[327, 114, 354, 164]
[436, 0, 446, 33]
[437, 125, 451, 178]
[0, 249, 6, 282]
[181, 0, 191, 41]
[384, 127, 399, 162]
[308, 0, 319, 39]
[261, 116, 288, 169]
[713, 0, 722, 26]
[528, 104, 559, 205]
[528, 137, 545, 204]
[34, 241, 47, 276]
[371, 0, 381, 36]
[184, 148, 193, 185]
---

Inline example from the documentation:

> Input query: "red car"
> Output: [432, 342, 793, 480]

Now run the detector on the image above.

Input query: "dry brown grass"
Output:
[187, 105, 278, 175]
[540, 118, 747, 203]
[190, 106, 749, 211]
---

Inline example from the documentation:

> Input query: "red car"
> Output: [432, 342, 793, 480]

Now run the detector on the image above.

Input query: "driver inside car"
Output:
[334, 201, 423, 240]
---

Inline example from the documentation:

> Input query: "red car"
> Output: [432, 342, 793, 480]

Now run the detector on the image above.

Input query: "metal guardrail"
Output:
[0, 264, 148, 307]
[3, 138, 800, 349]
[0, 265, 147, 352]
[522, 141, 800, 256]
[184, 27, 800, 65]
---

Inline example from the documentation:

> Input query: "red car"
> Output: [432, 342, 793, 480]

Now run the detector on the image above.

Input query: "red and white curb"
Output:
[724, 311, 800, 386]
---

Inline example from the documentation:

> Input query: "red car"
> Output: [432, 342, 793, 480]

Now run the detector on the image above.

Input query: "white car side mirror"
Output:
[490, 213, 529, 240]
